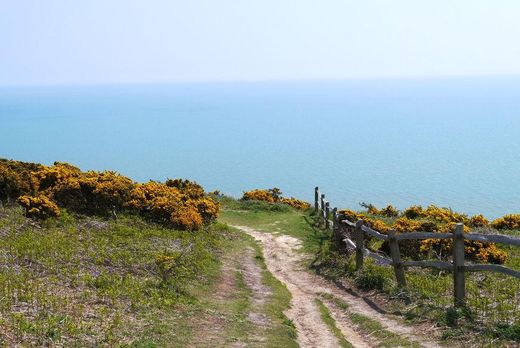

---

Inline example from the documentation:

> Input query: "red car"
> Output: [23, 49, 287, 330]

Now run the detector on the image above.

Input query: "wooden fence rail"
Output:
[313, 186, 520, 307]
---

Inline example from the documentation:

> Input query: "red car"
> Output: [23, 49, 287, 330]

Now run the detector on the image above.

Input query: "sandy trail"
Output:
[234, 225, 441, 348]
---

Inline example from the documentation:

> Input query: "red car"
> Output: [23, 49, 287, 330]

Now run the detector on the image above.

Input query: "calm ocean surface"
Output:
[1, 78, 519, 218]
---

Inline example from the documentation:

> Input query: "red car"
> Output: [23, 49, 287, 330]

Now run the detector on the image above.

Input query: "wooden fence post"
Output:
[453, 223, 466, 307]
[320, 194, 325, 222]
[314, 187, 319, 214]
[355, 220, 365, 271]
[325, 202, 330, 229]
[387, 230, 406, 287]
[332, 207, 338, 231]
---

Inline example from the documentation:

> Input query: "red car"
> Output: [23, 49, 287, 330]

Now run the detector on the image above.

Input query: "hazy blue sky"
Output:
[1, 1, 520, 85]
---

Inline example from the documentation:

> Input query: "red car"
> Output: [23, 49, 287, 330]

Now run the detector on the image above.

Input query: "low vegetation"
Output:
[0, 205, 224, 345]
[0, 159, 219, 231]
[219, 195, 520, 346]
[339, 203, 508, 264]
[2, 159, 519, 346]
[314, 298, 353, 348]
[0, 162, 299, 346]
[319, 293, 419, 348]
[242, 187, 311, 210]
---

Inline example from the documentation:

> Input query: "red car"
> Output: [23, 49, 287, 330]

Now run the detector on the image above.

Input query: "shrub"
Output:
[242, 189, 276, 203]
[242, 188, 310, 210]
[0, 159, 41, 201]
[360, 202, 380, 215]
[170, 205, 203, 231]
[380, 205, 399, 217]
[402, 205, 424, 219]
[491, 214, 520, 230]
[193, 198, 220, 223]
[367, 219, 391, 233]
[355, 267, 387, 290]
[82, 170, 134, 214]
[1, 158, 219, 231]
[165, 179, 205, 200]
[423, 205, 468, 224]
[338, 209, 363, 223]
[281, 197, 311, 210]
[127, 181, 183, 222]
[469, 214, 489, 227]
[17, 194, 60, 220]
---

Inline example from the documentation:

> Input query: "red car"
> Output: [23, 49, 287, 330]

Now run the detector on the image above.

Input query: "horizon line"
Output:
[2, 73, 520, 89]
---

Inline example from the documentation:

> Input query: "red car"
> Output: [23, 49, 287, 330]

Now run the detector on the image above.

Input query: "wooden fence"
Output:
[314, 186, 520, 307]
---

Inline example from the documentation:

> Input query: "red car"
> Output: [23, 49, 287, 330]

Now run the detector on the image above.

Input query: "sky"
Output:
[1, 1, 520, 86]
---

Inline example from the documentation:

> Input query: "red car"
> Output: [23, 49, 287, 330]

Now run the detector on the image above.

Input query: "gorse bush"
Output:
[242, 189, 277, 203]
[241, 187, 311, 210]
[339, 203, 509, 264]
[0, 159, 219, 230]
[17, 194, 60, 220]
[281, 197, 312, 210]
[491, 214, 520, 230]
[0, 159, 41, 200]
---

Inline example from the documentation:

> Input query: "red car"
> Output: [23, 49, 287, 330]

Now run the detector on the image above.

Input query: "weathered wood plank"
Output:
[465, 233, 520, 247]
[343, 237, 357, 250]
[361, 225, 388, 240]
[402, 260, 453, 270]
[314, 187, 319, 213]
[453, 224, 466, 307]
[325, 202, 330, 229]
[355, 220, 364, 271]
[364, 248, 393, 266]
[466, 264, 520, 279]
[388, 230, 406, 287]
[341, 219, 356, 227]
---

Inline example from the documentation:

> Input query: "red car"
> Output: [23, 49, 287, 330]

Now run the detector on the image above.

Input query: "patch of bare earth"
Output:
[242, 247, 271, 327]
[193, 247, 273, 347]
[234, 225, 443, 348]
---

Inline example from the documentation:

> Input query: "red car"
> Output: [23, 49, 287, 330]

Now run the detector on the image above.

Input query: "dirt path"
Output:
[233, 225, 442, 348]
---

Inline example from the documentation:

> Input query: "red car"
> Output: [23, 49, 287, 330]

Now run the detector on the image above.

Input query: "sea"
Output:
[1, 77, 519, 219]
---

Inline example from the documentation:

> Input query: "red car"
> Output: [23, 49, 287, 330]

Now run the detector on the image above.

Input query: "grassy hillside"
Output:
[0, 206, 219, 345]
[0, 206, 297, 346]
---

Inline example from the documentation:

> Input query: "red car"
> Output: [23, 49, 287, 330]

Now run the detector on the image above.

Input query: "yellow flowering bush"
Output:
[170, 205, 203, 231]
[193, 198, 220, 224]
[242, 188, 310, 210]
[0, 159, 40, 201]
[242, 189, 276, 203]
[491, 214, 520, 230]
[2, 158, 218, 230]
[469, 214, 489, 227]
[165, 179, 205, 200]
[341, 204, 508, 264]
[17, 194, 60, 220]
[338, 209, 363, 222]
[380, 205, 399, 217]
[126, 181, 183, 222]
[281, 197, 311, 210]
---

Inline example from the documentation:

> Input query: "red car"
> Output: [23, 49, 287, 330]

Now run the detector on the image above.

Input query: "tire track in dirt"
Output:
[234, 225, 442, 348]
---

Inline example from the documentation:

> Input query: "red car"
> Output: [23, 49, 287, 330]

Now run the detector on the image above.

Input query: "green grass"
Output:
[172, 226, 297, 347]
[315, 298, 353, 348]
[0, 205, 298, 346]
[0, 205, 230, 346]
[217, 196, 520, 346]
[217, 196, 327, 254]
[319, 293, 419, 348]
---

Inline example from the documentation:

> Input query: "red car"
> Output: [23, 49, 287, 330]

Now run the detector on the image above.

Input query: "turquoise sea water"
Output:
[1, 78, 519, 218]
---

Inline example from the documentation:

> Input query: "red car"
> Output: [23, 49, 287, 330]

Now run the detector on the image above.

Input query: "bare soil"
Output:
[234, 225, 443, 348]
